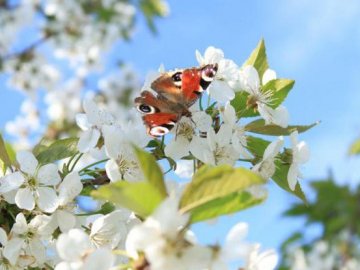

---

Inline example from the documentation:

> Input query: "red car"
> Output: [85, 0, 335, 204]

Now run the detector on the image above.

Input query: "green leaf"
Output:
[245, 119, 320, 136]
[0, 134, 14, 172]
[133, 146, 167, 197]
[140, 0, 168, 33]
[348, 138, 360, 156]
[243, 38, 269, 78]
[180, 165, 265, 223]
[262, 79, 295, 108]
[35, 138, 79, 165]
[91, 181, 163, 218]
[230, 91, 259, 118]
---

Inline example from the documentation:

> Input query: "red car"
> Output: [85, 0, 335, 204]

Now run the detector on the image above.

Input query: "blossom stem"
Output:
[78, 158, 109, 174]
[69, 153, 84, 172]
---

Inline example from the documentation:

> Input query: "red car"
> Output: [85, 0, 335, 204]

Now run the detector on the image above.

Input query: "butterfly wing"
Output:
[151, 64, 218, 107]
[134, 90, 180, 137]
[134, 64, 218, 137]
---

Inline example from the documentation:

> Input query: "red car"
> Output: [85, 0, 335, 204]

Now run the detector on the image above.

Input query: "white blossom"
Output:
[0, 151, 60, 213]
[190, 125, 239, 166]
[196, 47, 239, 103]
[240, 66, 289, 128]
[244, 244, 278, 270]
[287, 131, 310, 190]
[252, 137, 284, 180]
[55, 229, 114, 270]
[76, 99, 115, 153]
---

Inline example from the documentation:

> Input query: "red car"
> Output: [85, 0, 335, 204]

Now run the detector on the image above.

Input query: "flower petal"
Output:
[15, 187, 35, 211]
[58, 172, 83, 205]
[3, 237, 25, 265]
[82, 248, 115, 270]
[37, 187, 59, 213]
[57, 210, 76, 232]
[0, 171, 25, 193]
[75, 113, 90, 130]
[208, 80, 235, 103]
[17, 150, 38, 175]
[77, 128, 100, 153]
[37, 163, 61, 185]
[105, 159, 122, 182]
[164, 137, 190, 160]
[287, 163, 299, 191]
[262, 69, 277, 85]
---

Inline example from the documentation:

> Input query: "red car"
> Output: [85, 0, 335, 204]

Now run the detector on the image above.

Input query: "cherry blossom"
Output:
[252, 137, 284, 180]
[0, 151, 60, 213]
[196, 46, 239, 102]
[287, 131, 310, 190]
[239, 66, 289, 128]
[76, 99, 115, 153]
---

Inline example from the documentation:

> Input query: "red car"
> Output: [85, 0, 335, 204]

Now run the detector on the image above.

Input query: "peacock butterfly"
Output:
[134, 64, 218, 137]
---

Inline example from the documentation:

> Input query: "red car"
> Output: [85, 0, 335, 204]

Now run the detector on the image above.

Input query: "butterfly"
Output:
[134, 64, 218, 137]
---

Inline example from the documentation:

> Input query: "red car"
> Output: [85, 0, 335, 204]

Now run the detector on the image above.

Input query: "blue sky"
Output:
[1, 0, 360, 256]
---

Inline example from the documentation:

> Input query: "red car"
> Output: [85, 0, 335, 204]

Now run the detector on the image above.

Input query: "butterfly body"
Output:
[135, 64, 217, 137]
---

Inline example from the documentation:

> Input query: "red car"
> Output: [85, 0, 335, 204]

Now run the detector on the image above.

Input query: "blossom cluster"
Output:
[0, 4, 313, 267]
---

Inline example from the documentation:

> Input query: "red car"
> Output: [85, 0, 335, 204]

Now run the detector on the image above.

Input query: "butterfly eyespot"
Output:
[150, 126, 170, 136]
[171, 72, 182, 87]
[201, 64, 218, 82]
[137, 104, 156, 114]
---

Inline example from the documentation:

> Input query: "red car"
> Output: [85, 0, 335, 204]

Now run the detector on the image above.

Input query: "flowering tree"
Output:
[0, 1, 317, 269]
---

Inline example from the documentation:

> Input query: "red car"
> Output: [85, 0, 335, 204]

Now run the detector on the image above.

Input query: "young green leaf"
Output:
[91, 181, 163, 218]
[133, 146, 167, 198]
[245, 119, 319, 136]
[243, 38, 269, 78]
[262, 79, 295, 108]
[0, 133, 14, 172]
[180, 165, 265, 223]
[35, 137, 79, 165]
[348, 138, 360, 156]
[230, 91, 259, 118]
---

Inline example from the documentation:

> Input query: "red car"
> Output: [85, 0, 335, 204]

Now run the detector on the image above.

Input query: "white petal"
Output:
[190, 136, 214, 165]
[174, 160, 194, 179]
[204, 46, 224, 64]
[12, 213, 28, 234]
[103, 125, 124, 159]
[216, 124, 233, 146]
[57, 210, 76, 232]
[0, 227, 7, 246]
[15, 188, 35, 211]
[56, 229, 91, 261]
[37, 187, 59, 213]
[105, 159, 122, 182]
[17, 150, 38, 175]
[255, 249, 278, 270]
[262, 69, 277, 85]
[263, 137, 284, 160]
[58, 172, 83, 205]
[295, 141, 310, 164]
[3, 238, 25, 265]
[192, 111, 212, 133]
[3, 189, 17, 204]
[224, 222, 250, 260]
[37, 163, 61, 185]
[272, 106, 289, 128]
[0, 171, 25, 193]
[290, 130, 299, 147]
[29, 238, 46, 264]
[164, 137, 190, 160]
[223, 102, 237, 125]
[82, 248, 114, 270]
[241, 65, 260, 91]
[208, 80, 235, 103]
[287, 163, 299, 191]
[75, 113, 90, 131]
[77, 129, 100, 153]
[195, 50, 205, 65]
